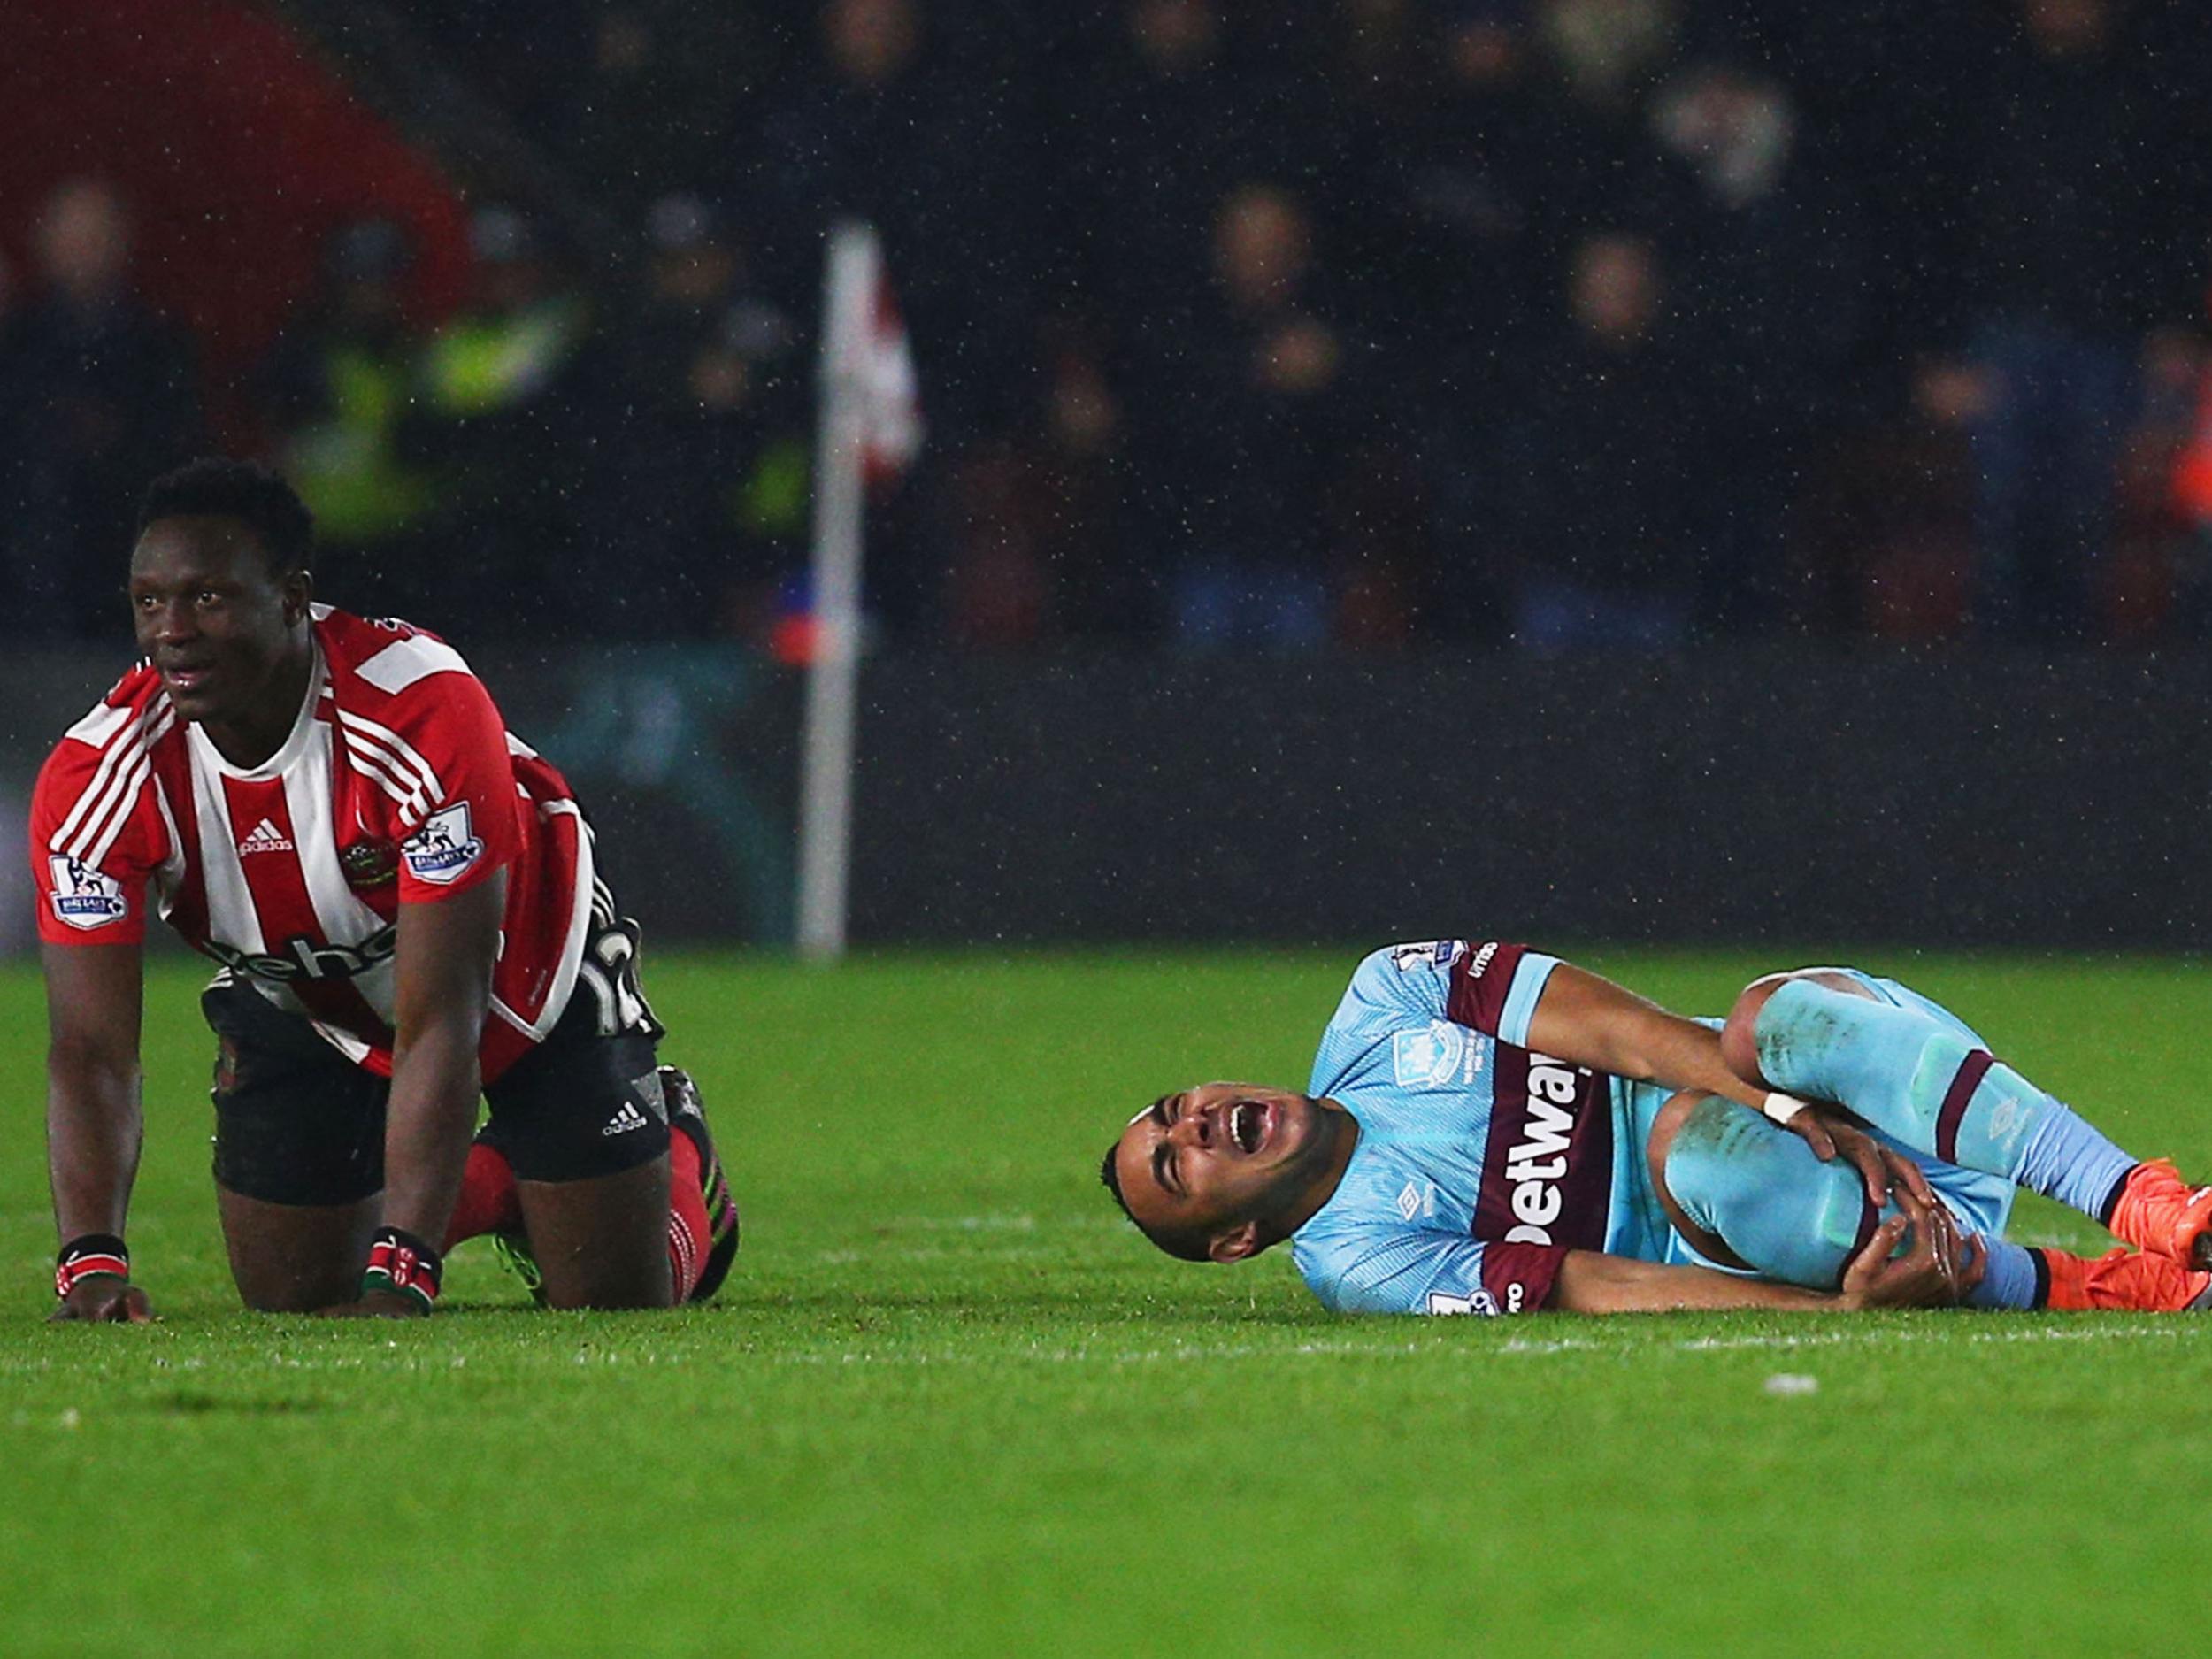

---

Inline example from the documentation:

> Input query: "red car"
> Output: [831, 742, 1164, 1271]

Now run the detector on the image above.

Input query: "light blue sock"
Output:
[2014, 1110, 2139, 1224]
[1964, 1241, 2039, 1310]
[1754, 981, 2135, 1220]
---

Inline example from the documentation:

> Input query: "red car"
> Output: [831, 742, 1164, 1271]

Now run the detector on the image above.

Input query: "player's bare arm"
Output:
[319, 869, 505, 1318]
[1551, 1188, 1982, 1314]
[1524, 962, 1931, 1207]
[1523, 964, 1763, 1110]
[43, 939, 154, 1324]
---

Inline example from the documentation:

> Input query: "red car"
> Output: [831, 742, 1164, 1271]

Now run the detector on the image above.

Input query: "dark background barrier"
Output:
[7, 647, 2205, 953]
[840, 649, 2211, 949]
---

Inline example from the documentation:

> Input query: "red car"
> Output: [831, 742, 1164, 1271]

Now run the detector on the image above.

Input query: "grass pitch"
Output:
[4, 949, 2209, 1656]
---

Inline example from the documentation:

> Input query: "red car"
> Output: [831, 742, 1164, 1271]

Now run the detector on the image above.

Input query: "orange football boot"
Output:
[2105, 1159, 2212, 1271]
[2041, 1245, 2212, 1312]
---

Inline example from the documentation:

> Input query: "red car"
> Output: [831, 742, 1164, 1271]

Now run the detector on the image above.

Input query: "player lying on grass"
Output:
[37, 458, 739, 1321]
[1102, 941, 2212, 1315]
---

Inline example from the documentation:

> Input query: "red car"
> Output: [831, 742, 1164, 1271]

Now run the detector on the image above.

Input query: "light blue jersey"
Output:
[1289, 944, 2015, 1316]
[1292, 940, 1671, 1315]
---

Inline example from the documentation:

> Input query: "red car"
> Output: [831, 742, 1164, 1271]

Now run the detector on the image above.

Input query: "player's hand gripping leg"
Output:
[1786, 1107, 1937, 1211]
[1838, 1187, 1985, 1310]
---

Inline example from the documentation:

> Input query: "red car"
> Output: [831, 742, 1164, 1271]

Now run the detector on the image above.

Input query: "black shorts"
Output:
[206, 912, 670, 1207]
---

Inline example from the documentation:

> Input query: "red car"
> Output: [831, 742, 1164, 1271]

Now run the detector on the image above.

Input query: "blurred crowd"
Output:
[4, 0, 2211, 651]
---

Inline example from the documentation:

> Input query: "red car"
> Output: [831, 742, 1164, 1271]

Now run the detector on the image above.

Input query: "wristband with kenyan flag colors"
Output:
[55, 1233, 130, 1300]
[360, 1227, 443, 1311]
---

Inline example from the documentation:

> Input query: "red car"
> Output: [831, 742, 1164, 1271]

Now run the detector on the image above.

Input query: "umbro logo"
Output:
[237, 818, 295, 857]
[602, 1102, 650, 1138]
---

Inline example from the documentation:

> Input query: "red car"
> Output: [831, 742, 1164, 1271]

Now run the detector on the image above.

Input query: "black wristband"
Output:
[360, 1226, 442, 1310]
[56, 1233, 130, 1300]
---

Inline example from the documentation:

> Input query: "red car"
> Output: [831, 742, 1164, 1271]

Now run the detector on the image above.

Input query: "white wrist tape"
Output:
[1762, 1091, 1810, 1125]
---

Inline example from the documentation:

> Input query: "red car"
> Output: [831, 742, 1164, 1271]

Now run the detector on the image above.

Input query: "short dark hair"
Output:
[1099, 1135, 1209, 1263]
[137, 457, 315, 577]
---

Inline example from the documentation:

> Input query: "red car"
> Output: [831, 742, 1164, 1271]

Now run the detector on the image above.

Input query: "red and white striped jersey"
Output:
[32, 606, 591, 1083]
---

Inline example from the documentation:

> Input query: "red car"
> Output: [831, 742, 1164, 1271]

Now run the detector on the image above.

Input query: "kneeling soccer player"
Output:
[39, 458, 739, 1320]
[1102, 940, 2212, 1315]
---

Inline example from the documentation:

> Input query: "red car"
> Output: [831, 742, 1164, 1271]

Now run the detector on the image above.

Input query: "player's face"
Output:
[128, 516, 311, 738]
[1112, 1083, 1346, 1261]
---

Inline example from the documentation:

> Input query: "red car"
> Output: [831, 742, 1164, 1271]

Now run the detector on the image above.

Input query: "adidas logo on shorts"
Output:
[602, 1101, 650, 1138]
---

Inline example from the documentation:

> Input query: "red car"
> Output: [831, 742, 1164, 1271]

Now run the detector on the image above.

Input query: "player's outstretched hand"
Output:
[1838, 1187, 1985, 1310]
[313, 1290, 432, 1320]
[1782, 1103, 1936, 1210]
[48, 1278, 154, 1324]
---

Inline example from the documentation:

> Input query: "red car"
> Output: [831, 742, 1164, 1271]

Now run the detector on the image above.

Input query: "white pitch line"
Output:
[1669, 1322, 2189, 1353]
[895, 1215, 1039, 1233]
[757, 1317, 2202, 1370]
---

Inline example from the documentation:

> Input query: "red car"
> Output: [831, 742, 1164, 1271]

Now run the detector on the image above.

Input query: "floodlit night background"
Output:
[1, 0, 2208, 950]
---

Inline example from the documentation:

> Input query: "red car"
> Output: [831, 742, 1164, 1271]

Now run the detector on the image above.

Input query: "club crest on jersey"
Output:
[1393, 1019, 1480, 1089]
[47, 855, 127, 930]
[341, 840, 399, 888]
[402, 803, 483, 886]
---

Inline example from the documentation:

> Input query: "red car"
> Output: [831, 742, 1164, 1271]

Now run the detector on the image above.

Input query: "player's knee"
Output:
[541, 1284, 678, 1312]
[1658, 1094, 1757, 1211]
[221, 1225, 362, 1313]
[1719, 974, 1794, 1086]
[1658, 1094, 1870, 1288]
[1721, 968, 1876, 1086]
[1651, 1092, 1756, 1268]
[1660, 1093, 1826, 1238]
[236, 1272, 353, 1314]
[1644, 1088, 1708, 1198]
[535, 1240, 677, 1310]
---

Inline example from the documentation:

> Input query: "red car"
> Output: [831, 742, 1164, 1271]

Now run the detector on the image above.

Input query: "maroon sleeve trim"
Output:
[1935, 1049, 1994, 1165]
[1445, 941, 1529, 1036]
[1482, 1240, 1568, 1315]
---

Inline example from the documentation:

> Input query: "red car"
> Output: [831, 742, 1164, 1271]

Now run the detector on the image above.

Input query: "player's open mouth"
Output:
[161, 662, 215, 694]
[1232, 1099, 1266, 1155]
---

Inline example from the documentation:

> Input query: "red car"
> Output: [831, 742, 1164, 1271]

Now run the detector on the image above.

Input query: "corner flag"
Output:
[795, 220, 919, 959]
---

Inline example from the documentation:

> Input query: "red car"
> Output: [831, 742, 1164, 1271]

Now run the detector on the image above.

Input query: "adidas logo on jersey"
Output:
[602, 1102, 650, 1138]
[237, 818, 295, 857]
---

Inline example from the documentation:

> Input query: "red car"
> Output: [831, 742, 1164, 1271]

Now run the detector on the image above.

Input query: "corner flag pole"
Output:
[795, 220, 877, 960]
